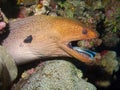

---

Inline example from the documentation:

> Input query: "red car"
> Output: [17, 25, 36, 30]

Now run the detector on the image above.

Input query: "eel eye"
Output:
[82, 29, 88, 34]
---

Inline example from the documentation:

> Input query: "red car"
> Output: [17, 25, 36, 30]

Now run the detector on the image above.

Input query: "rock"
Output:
[0, 46, 17, 90]
[12, 60, 96, 90]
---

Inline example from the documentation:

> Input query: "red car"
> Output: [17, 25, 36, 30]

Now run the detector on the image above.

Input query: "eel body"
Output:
[2, 15, 98, 64]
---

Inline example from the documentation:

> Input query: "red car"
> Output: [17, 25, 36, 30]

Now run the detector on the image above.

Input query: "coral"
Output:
[104, 0, 120, 32]
[95, 51, 119, 87]
[98, 51, 119, 75]
[12, 60, 96, 90]
[17, 0, 37, 6]
[102, 32, 119, 47]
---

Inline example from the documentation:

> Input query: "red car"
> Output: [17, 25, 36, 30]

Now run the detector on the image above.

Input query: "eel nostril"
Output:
[82, 29, 88, 34]
[24, 35, 33, 43]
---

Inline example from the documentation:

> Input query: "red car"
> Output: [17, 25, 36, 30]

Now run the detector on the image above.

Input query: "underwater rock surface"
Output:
[0, 46, 17, 90]
[12, 60, 96, 90]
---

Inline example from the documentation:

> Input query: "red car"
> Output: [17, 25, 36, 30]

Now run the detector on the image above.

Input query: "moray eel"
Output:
[2, 15, 99, 64]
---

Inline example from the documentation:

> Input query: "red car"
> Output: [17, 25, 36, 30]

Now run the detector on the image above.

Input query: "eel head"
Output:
[52, 18, 101, 63]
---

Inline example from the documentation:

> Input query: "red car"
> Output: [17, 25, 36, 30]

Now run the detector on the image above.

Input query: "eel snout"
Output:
[59, 38, 102, 63]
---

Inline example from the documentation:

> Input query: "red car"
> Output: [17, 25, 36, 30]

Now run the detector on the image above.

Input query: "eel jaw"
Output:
[59, 38, 99, 63]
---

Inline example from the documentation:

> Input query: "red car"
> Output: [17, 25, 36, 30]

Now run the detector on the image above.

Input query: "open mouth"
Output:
[68, 38, 102, 61]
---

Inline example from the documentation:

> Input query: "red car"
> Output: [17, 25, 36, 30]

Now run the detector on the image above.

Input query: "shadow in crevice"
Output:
[0, 0, 20, 18]
[0, 24, 10, 45]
